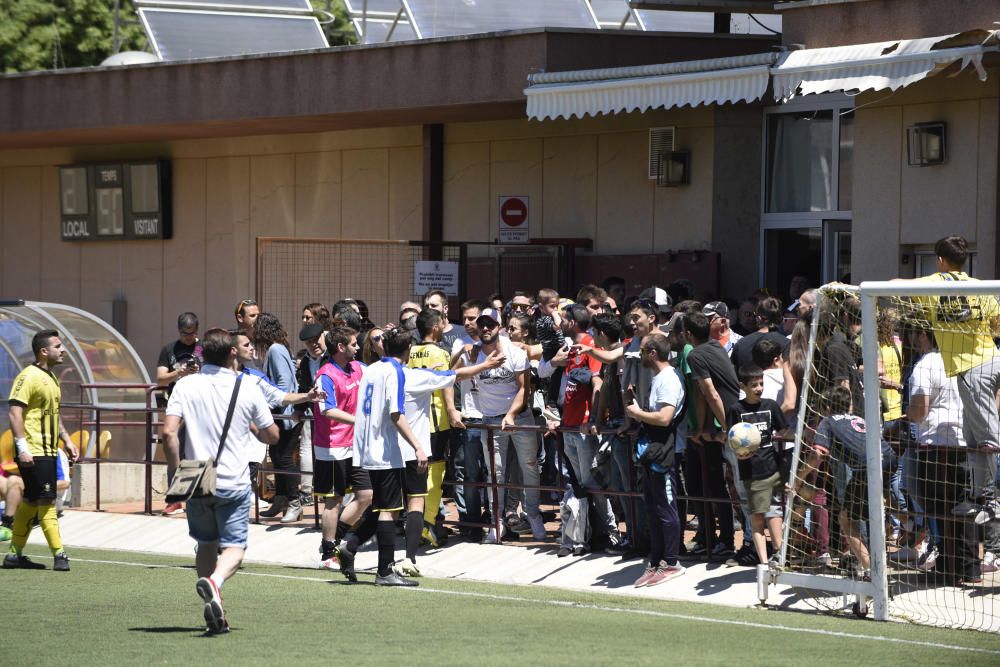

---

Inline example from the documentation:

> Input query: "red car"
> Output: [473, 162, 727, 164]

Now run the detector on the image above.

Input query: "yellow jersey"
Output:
[914, 272, 1000, 376]
[879, 341, 902, 421]
[407, 342, 452, 432]
[8, 364, 62, 457]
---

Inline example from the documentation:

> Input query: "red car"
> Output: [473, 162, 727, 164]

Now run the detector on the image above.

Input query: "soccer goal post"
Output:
[758, 280, 1000, 631]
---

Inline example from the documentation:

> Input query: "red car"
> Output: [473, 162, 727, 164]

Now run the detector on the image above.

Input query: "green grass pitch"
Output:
[8, 546, 1000, 666]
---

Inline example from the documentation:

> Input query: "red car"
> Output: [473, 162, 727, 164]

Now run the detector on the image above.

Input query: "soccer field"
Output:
[10, 546, 1000, 666]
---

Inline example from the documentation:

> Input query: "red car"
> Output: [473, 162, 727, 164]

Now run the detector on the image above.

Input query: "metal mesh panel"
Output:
[257, 239, 461, 349]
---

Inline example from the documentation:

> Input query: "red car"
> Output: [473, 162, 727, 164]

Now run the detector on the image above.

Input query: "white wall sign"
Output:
[498, 195, 529, 244]
[414, 260, 459, 296]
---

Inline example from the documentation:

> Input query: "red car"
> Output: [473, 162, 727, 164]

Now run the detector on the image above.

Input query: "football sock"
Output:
[210, 574, 225, 591]
[376, 521, 396, 577]
[336, 521, 351, 542]
[10, 501, 37, 555]
[37, 504, 63, 555]
[1, 514, 13, 529]
[404, 510, 422, 562]
[423, 461, 446, 529]
[320, 539, 337, 559]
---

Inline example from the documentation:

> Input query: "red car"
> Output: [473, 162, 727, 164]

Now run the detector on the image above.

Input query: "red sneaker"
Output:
[196, 577, 227, 634]
[162, 502, 184, 516]
[633, 566, 657, 588]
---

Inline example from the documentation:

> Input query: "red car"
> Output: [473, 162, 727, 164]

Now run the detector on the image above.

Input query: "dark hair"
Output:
[326, 326, 357, 352]
[591, 313, 623, 343]
[416, 308, 442, 338]
[177, 312, 198, 330]
[684, 312, 711, 342]
[673, 299, 703, 316]
[629, 300, 658, 321]
[487, 292, 504, 305]
[31, 329, 59, 356]
[253, 312, 289, 358]
[935, 235, 968, 268]
[756, 297, 783, 328]
[816, 309, 840, 340]
[423, 289, 447, 306]
[201, 328, 236, 366]
[354, 299, 370, 321]
[507, 313, 535, 343]
[564, 304, 592, 331]
[332, 306, 363, 332]
[642, 333, 672, 361]
[667, 279, 693, 304]
[304, 302, 331, 326]
[576, 284, 607, 305]
[751, 338, 783, 369]
[738, 364, 764, 385]
[824, 385, 852, 415]
[461, 299, 485, 314]
[383, 327, 413, 358]
[234, 298, 257, 317]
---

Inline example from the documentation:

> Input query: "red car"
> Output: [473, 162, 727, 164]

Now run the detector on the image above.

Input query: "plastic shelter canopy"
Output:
[0, 301, 151, 431]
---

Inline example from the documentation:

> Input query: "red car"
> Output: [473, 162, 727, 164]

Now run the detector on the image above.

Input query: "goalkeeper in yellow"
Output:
[4, 330, 79, 571]
[909, 236, 1000, 524]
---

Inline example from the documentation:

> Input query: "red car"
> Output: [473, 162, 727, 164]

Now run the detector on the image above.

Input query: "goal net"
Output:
[766, 280, 1000, 631]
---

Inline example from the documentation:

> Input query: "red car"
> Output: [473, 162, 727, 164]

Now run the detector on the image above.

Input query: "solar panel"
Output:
[135, 0, 313, 12]
[139, 8, 328, 61]
[588, 0, 639, 29]
[402, 0, 599, 39]
[634, 8, 713, 32]
[351, 17, 419, 43]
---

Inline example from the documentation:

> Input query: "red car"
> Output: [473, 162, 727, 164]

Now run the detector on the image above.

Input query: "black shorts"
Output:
[429, 431, 450, 462]
[18, 456, 58, 502]
[842, 475, 869, 522]
[368, 462, 428, 512]
[313, 458, 372, 497]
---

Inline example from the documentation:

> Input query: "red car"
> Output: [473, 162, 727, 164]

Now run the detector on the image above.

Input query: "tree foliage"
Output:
[0, 1, 148, 73]
[0, 1, 356, 73]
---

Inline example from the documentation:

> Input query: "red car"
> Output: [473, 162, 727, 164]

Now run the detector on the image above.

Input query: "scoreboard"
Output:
[60, 161, 172, 241]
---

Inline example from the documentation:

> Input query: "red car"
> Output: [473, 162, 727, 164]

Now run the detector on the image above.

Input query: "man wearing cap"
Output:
[455, 307, 545, 543]
[703, 301, 741, 357]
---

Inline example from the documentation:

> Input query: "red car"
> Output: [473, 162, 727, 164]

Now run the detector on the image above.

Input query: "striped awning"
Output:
[524, 52, 778, 121]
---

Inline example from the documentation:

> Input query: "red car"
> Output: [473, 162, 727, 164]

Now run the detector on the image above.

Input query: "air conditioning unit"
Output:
[648, 127, 675, 180]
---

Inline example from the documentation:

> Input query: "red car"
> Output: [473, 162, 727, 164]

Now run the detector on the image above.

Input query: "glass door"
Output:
[763, 227, 821, 298]
[823, 220, 851, 283]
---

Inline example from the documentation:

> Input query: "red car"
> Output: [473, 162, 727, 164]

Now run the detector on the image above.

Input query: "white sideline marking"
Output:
[64, 556, 1000, 656]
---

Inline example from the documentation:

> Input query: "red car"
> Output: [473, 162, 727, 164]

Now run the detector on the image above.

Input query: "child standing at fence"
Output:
[726, 366, 788, 568]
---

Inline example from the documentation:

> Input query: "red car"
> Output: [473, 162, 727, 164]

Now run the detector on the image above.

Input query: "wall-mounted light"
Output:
[907, 122, 947, 167]
[657, 151, 691, 187]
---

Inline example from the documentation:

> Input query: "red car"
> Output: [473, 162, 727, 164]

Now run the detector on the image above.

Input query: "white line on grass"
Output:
[67, 556, 1000, 657]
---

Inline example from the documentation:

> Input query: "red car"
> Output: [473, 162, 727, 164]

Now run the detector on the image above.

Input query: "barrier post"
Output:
[94, 407, 103, 512]
[144, 389, 154, 515]
[487, 427, 502, 542]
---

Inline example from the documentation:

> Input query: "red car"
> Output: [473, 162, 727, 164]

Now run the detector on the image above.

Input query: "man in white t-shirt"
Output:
[456, 310, 546, 543]
[352, 328, 426, 587]
[164, 328, 279, 634]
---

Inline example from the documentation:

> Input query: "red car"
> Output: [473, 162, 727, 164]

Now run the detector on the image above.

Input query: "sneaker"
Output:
[646, 561, 685, 587]
[375, 571, 418, 587]
[918, 544, 939, 572]
[0, 527, 11, 542]
[528, 514, 547, 540]
[334, 545, 358, 583]
[709, 542, 735, 561]
[259, 496, 287, 518]
[975, 499, 1000, 525]
[952, 499, 979, 517]
[506, 514, 532, 535]
[573, 545, 588, 557]
[196, 577, 227, 634]
[2, 553, 46, 569]
[395, 558, 422, 577]
[633, 566, 657, 587]
[982, 551, 997, 574]
[815, 552, 834, 568]
[608, 538, 632, 556]
[726, 544, 759, 567]
[557, 546, 572, 557]
[280, 498, 303, 524]
[767, 554, 782, 571]
[962, 574, 984, 586]
[53, 553, 70, 572]
[686, 542, 707, 556]
[421, 526, 440, 548]
[161, 502, 184, 516]
[484, 525, 506, 544]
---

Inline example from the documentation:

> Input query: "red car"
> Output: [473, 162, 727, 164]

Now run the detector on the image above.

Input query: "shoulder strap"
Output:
[214, 374, 243, 467]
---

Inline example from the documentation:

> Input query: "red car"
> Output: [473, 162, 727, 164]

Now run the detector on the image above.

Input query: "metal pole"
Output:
[860, 290, 889, 620]
[144, 391, 153, 515]
[94, 408, 103, 512]
[487, 427, 502, 542]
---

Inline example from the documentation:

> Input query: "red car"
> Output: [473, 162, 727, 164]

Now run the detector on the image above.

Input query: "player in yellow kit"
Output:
[4, 330, 79, 571]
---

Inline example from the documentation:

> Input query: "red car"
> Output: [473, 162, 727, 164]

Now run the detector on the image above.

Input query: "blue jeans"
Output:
[605, 432, 645, 543]
[562, 430, 615, 535]
[458, 428, 484, 524]
[480, 413, 541, 520]
[186, 485, 252, 549]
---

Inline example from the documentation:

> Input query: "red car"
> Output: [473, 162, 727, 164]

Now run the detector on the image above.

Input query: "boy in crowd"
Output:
[726, 366, 787, 568]
[626, 333, 685, 587]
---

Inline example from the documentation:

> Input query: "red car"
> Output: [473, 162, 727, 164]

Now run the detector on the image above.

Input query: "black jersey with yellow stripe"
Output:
[8, 364, 61, 457]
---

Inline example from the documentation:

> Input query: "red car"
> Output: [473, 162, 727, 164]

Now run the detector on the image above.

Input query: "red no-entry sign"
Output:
[498, 195, 529, 244]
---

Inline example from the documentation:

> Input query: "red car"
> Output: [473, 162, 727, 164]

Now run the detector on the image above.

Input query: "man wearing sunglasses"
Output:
[155, 312, 203, 516]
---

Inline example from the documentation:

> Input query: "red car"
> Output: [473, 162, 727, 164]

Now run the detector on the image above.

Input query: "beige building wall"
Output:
[0, 110, 722, 378]
[852, 67, 1000, 281]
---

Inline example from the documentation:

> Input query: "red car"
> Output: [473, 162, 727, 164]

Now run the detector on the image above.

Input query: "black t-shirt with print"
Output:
[726, 397, 787, 481]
